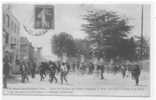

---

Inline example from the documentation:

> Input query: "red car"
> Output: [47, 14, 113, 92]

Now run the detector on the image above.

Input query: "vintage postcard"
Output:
[2, 4, 150, 96]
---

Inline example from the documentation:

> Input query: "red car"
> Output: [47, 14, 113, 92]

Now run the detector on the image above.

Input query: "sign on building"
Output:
[34, 5, 54, 29]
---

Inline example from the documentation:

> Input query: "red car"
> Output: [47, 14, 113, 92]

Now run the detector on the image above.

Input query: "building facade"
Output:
[20, 37, 35, 63]
[20, 37, 36, 72]
[33, 47, 43, 71]
[3, 5, 21, 73]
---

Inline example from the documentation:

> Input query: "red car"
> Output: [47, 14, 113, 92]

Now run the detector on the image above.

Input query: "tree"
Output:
[51, 32, 76, 57]
[118, 37, 137, 61]
[74, 39, 91, 58]
[82, 10, 134, 59]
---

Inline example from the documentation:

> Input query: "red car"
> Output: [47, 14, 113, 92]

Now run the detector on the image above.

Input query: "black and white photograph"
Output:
[2, 4, 150, 96]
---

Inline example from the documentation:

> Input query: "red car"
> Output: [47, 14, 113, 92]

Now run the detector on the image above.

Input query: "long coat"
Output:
[3, 56, 10, 75]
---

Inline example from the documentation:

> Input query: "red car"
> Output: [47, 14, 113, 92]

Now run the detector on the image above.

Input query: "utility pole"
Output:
[140, 5, 144, 60]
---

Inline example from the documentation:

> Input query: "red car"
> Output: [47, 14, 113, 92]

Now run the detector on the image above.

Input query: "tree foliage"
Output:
[74, 39, 91, 58]
[82, 10, 135, 59]
[52, 32, 76, 57]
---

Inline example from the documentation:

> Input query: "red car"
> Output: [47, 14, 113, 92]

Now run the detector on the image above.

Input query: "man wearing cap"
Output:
[97, 57, 104, 80]
[60, 62, 68, 84]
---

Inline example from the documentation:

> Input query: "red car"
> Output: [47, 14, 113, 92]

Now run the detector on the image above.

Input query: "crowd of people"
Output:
[39, 61, 70, 84]
[3, 51, 142, 89]
[18, 57, 141, 86]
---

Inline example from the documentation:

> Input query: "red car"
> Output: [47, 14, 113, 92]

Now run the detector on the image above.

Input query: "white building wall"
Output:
[3, 5, 20, 73]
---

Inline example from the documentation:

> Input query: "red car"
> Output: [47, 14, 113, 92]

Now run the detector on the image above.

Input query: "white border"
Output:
[0, 0, 155, 100]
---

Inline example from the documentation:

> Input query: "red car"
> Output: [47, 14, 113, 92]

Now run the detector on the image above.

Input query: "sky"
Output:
[10, 4, 150, 60]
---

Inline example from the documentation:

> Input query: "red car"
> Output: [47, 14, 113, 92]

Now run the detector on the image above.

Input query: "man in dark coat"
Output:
[131, 64, 141, 86]
[120, 64, 127, 79]
[31, 61, 36, 78]
[39, 62, 47, 81]
[20, 61, 29, 83]
[3, 51, 10, 88]
[49, 62, 58, 83]
[97, 57, 104, 80]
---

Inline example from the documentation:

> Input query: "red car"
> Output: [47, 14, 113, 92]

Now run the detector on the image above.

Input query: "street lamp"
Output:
[140, 4, 144, 60]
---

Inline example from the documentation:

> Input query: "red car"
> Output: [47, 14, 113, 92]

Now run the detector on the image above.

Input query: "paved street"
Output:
[3, 71, 150, 96]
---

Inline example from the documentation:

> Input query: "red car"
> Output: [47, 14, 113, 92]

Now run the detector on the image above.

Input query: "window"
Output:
[11, 21, 14, 31]
[6, 15, 9, 28]
[5, 33, 9, 44]
[17, 27, 19, 34]
[14, 24, 16, 33]
[16, 26, 18, 34]
[5, 15, 8, 27]
[14, 38, 16, 44]
[3, 14, 5, 26]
